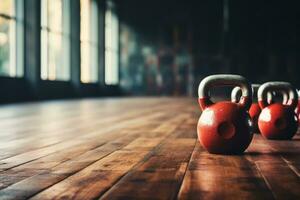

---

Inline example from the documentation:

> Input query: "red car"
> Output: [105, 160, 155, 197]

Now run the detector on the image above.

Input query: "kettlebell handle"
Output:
[198, 74, 252, 110]
[266, 90, 289, 105]
[232, 84, 288, 105]
[257, 82, 298, 109]
[231, 84, 260, 103]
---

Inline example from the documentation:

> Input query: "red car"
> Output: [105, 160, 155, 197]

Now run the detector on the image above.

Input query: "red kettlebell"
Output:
[231, 84, 261, 133]
[266, 90, 290, 129]
[258, 82, 298, 140]
[197, 74, 253, 154]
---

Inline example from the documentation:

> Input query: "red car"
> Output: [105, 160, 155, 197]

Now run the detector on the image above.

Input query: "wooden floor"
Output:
[0, 97, 299, 200]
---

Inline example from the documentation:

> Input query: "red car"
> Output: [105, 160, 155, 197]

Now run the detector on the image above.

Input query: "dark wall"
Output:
[227, 0, 300, 82]
[117, 0, 300, 96]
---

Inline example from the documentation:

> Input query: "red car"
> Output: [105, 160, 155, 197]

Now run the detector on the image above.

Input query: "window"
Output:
[80, 0, 99, 83]
[105, 0, 119, 85]
[41, 0, 70, 81]
[0, 0, 23, 77]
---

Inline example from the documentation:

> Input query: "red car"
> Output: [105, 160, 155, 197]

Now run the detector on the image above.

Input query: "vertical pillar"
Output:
[70, 0, 81, 94]
[98, 1, 106, 87]
[24, 0, 41, 98]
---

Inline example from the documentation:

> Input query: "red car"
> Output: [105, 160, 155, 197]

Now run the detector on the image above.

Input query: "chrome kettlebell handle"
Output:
[231, 87, 241, 103]
[231, 84, 260, 103]
[257, 82, 298, 109]
[266, 90, 289, 105]
[267, 92, 274, 104]
[198, 74, 252, 110]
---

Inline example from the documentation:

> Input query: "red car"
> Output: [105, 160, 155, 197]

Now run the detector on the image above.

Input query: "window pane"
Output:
[48, 0, 63, 32]
[105, 1, 119, 85]
[48, 32, 62, 80]
[80, 42, 90, 83]
[60, 34, 70, 80]
[80, 0, 98, 83]
[90, 44, 98, 82]
[41, 0, 70, 81]
[41, 29, 48, 79]
[0, 17, 16, 76]
[90, 0, 98, 43]
[0, 0, 14, 16]
[0, 0, 23, 77]
[80, 0, 90, 42]
[0, 17, 11, 76]
[41, 0, 48, 28]
[43, 32, 70, 81]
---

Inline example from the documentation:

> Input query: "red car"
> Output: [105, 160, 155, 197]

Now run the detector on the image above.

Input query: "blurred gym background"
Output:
[0, 0, 299, 103]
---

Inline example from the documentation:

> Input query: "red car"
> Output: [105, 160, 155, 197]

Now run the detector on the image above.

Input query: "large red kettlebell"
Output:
[197, 74, 253, 154]
[258, 82, 298, 140]
[231, 84, 261, 133]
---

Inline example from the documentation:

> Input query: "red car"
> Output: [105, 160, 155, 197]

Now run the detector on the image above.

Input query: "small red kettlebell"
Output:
[197, 74, 253, 154]
[258, 82, 298, 140]
[231, 84, 261, 133]
[266, 90, 290, 126]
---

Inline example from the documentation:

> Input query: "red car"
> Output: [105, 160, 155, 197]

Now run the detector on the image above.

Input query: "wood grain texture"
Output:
[0, 97, 299, 200]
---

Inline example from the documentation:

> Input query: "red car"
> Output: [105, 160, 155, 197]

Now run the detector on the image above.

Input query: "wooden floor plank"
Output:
[0, 133, 147, 200]
[245, 134, 300, 199]
[265, 134, 300, 177]
[0, 100, 171, 160]
[0, 98, 170, 150]
[178, 143, 275, 200]
[0, 108, 167, 168]
[0, 111, 171, 190]
[0, 98, 299, 200]
[98, 116, 198, 200]
[100, 137, 197, 200]
[0, 110, 189, 199]
[28, 114, 190, 200]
